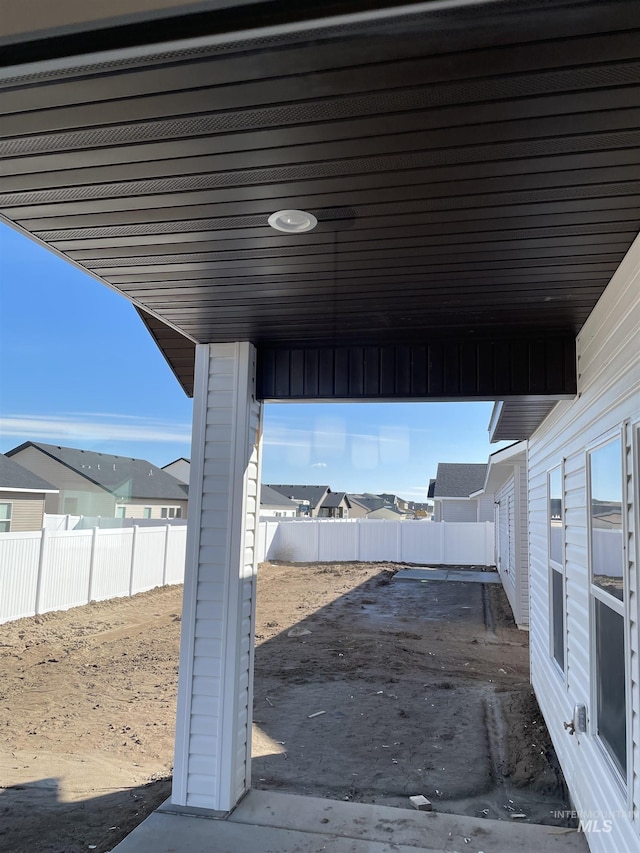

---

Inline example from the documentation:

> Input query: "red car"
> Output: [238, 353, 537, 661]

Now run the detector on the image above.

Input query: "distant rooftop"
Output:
[267, 485, 330, 510]
[260, 485, 298, 509]
[0, 453, 58, 493]
[321, 491, 350, 509]
[433, 463, 488, 498]
[7, 442, 188, 501]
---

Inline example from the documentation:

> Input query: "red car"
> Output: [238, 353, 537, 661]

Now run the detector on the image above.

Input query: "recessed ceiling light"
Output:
[268, 209, 317, 233]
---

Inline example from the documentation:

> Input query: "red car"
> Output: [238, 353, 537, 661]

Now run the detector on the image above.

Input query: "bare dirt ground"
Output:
[0, 562, 571, 853]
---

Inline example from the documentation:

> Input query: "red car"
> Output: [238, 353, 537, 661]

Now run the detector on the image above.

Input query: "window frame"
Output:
[0, 501, 12, 533]
[161, 506, 182, 519]
[547, 464, 566, 679]
[586, 426, 631, 792]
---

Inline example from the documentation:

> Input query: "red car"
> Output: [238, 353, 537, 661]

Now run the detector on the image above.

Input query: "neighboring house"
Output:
[430, 463, 493, 522]
[318, 491, 351, 518]
[6, 442, 188, 520]
[346, 492, 413, 519]
[472, 442, 529, 628]
[366, 506, 406, 520]
[162, 457, 190, 484]
[266, 485, 330, 517]
[379, 493, 409, 512]
[345, 496, 371, 519]
[260, 485, 297, 517]
[407, 501, 432, 519]
[346, 493, 386, 515]
[0, 454, 58, 532]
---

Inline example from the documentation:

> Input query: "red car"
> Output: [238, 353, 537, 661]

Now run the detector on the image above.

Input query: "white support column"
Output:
[172, 342, 262, 812]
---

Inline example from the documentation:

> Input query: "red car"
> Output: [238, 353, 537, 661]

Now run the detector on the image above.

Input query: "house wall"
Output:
[9, 448, 115, 517]
[528, 233, 640, 851]
[347, 502, 370, 519]
[117, 498, 188, 519]
[173, 342, 261, 812]
[476, 492, 496, 522]
[496, 476, 517, 617]
[437, 499, 477, 522]
[0, 492, 46, 531]
[260, 506, 296, 518]
[515, 463, 529, 627]
[162, 459, 190, 484]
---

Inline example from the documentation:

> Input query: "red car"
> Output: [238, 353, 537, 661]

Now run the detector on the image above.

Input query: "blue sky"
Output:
[0, 222, 505, 501]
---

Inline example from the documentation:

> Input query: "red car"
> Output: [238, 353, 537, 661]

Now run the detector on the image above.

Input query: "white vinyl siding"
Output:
[114, 499, 188, 519]
[173, 343, 261, 812]
[476, 492, 495, 522]
[516, 466, 529, 626]
[528, 232, 640, 852]
[438, 499, 477, 522]
[496, 476, 516, 612]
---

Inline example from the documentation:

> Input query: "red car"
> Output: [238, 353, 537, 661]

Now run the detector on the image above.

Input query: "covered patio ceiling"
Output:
[1, 0, 639, 423]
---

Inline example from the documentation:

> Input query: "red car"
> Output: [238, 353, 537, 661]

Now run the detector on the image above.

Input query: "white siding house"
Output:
[431, 463, 493, 522]
[524, 232, 640, 852]
[259, 485, 297, 518]
[473, 442, 529, 628]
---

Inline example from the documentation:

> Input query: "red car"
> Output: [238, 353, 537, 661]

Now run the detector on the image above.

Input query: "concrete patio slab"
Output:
[112, 789, 587, 853]
[394, 568, 502, 583]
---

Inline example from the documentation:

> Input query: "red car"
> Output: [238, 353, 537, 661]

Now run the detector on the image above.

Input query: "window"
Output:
[116, 506, 126, 519]
[143, 507, 152, 519]
[548, 467, 565, 672]
[588, 437, 626, 778]
[0, 502, 12, 532]
[161, 506, 182, 519]
[63, 497, 78, 515]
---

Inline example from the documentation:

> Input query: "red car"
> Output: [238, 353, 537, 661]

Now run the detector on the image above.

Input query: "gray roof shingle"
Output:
[433, 463, 487, 498]
[321, 492, 350, 509]
[260, 485, 298, 508]
[7, 442, 188, 501]
[266, 485, 329, 510]
[0, 454, 58, 492]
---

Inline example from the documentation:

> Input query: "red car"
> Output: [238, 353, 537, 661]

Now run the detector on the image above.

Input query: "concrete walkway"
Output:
[394, 567, 503, 583]
[112, 789, 588, 853]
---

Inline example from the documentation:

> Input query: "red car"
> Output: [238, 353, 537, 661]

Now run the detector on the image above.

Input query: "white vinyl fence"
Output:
[1, 520, 493, 626]
[44, 514, 186, 530]
[257, 519, 494, 566]
[0, 524, 187, 624]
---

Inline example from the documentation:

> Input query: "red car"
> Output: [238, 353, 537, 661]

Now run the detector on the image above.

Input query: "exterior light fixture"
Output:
[268, 209, 317, 233]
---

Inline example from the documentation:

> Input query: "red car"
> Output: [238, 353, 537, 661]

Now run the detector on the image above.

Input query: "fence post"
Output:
[129, 525, 139, 597]
[87, 526, 99, 603]
[397, 521, 402, 562]
[162, 524, 171, 586]
[356, 519, 361, 561]
[34, 528, 49, 615]
[314, 521, 320, 562]
[440, 521, 446, 565]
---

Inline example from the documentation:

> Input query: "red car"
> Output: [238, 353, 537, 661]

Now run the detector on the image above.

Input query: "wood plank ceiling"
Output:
[1, 0, 639, 400]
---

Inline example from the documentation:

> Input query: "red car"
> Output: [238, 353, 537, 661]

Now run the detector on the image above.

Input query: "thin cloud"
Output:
[312, 462, 328, 468]
[0, 414, 192, 444]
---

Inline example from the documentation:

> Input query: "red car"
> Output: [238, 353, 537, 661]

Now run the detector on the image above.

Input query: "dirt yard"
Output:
[0, 562, 571, 853]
